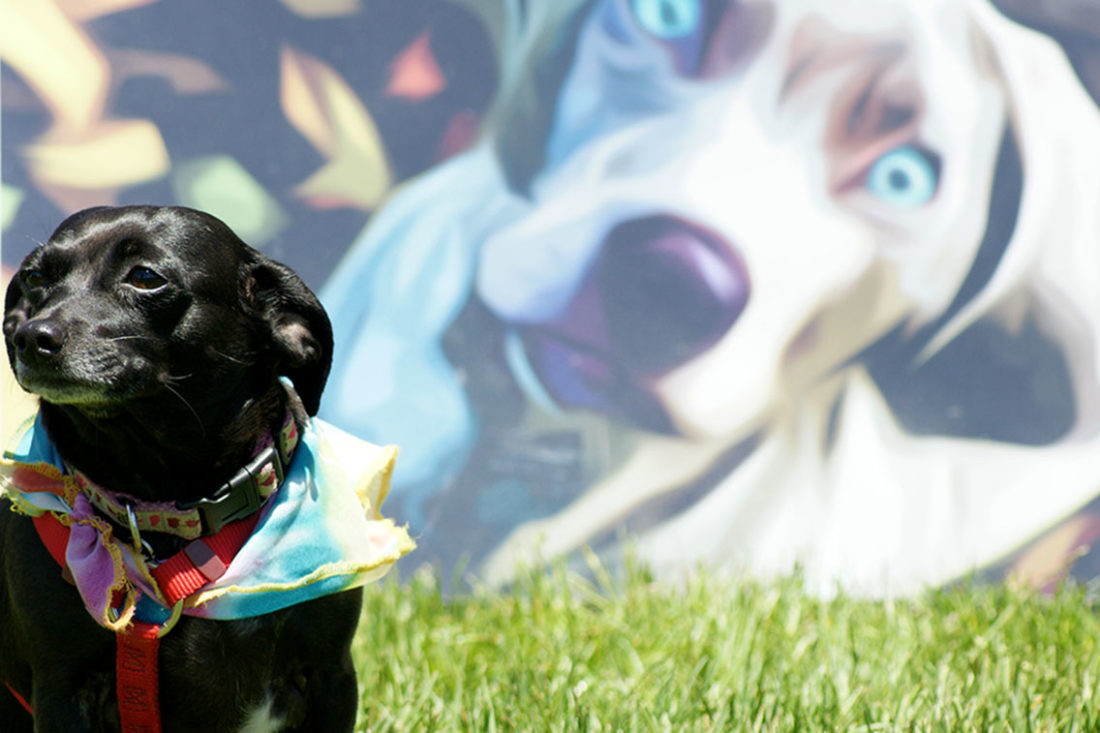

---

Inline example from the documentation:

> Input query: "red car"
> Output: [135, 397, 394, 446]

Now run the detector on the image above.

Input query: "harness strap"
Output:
[116, 621, 162, 733]
[151, 513, 260, 605]
[4, 681, 32, 716]
[12, 510, 260, 730]
[3, 402, 306, 728]
[32, 512, 69, 568]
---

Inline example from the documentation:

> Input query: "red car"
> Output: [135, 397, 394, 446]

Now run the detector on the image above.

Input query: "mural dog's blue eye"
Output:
[631, 0, 703, 40]
[866, 145, 940, 208]
[629, 0, 708, 75]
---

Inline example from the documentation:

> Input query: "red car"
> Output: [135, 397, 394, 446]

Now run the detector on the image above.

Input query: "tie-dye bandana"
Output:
[0, 413, 415, 631]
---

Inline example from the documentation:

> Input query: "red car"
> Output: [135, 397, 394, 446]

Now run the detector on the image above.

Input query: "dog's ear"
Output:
[4, 275, 27, 363]
[244, 256, 333, 416]
[4, 274, 23, 317]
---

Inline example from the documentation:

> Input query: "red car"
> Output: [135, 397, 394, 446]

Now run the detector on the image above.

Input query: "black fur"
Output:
[1, 205, 359, 732]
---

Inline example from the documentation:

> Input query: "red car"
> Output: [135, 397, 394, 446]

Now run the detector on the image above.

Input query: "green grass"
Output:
[352, 556, 1100, 731]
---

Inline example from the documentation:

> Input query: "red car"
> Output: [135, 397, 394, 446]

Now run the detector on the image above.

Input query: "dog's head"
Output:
[471, 0, 1050, 443]
[3, 206, 332, 432]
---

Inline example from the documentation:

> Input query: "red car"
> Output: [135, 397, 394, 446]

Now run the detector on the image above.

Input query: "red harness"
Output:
[5, 412, 298, 730]
[10, 511, 260, 732]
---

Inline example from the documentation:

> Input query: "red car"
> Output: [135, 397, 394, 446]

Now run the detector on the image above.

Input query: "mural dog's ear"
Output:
[245, 256, 333, 416]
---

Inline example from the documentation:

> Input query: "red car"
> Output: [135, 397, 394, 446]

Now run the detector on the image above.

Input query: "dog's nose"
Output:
[596, 215, 749, 375]
[13, 319, 65, 357]
[516, 215, 749, 432]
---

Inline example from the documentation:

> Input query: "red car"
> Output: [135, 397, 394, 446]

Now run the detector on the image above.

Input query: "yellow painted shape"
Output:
[1, 0, 109, 133]
[279, 0, 360, 18]
[281, 45, 391, 210]
[24, 119, 169, 188]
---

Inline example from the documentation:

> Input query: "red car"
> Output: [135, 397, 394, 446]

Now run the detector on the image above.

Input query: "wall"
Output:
[4, 0, 1100, 595]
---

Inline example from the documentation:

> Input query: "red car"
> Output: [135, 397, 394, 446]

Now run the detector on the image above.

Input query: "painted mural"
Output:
[5, 0, 1100, 595]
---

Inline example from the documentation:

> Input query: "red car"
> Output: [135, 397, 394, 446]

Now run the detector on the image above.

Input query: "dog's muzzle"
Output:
[513, 214, 750, 432]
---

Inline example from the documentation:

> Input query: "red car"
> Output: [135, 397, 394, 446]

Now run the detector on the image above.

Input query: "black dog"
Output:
[1, 206, 361, 731]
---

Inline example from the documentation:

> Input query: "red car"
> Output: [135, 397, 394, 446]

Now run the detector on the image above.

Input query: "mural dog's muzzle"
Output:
[515, 214, 750, 433]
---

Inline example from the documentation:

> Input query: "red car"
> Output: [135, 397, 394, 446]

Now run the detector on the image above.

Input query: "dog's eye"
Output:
[126, 266, 167, 291]
[631, 0, 702, 39]
[21, 270, 50, 289]
[630, 0, 707, 74]
[865, 145, 940, 208]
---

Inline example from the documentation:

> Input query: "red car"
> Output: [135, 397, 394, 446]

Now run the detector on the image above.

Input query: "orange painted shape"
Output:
[385, 31, 446, 101]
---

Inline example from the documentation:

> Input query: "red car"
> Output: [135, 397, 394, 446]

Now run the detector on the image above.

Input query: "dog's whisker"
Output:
[164, 383, 206, 437]
[209, 348, 254, 366]
[108, 335, 154, 343]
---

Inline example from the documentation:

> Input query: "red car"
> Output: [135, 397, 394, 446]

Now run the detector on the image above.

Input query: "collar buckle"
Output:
[177, 444, 282, 535]
[123, 501, 155, 559]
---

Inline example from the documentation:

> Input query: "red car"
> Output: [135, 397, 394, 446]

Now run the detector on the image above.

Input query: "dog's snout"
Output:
[13, 319, 66, 357]
[597, 215, 750, 375]
[515, 215, 749, 433]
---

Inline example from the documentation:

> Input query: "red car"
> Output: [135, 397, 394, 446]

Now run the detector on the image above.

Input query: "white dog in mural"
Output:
[323, 0, 1100, 595]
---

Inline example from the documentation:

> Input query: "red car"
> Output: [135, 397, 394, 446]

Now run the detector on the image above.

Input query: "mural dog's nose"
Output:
[596, 215, 750, 375]
[516, 214, 749, 433]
